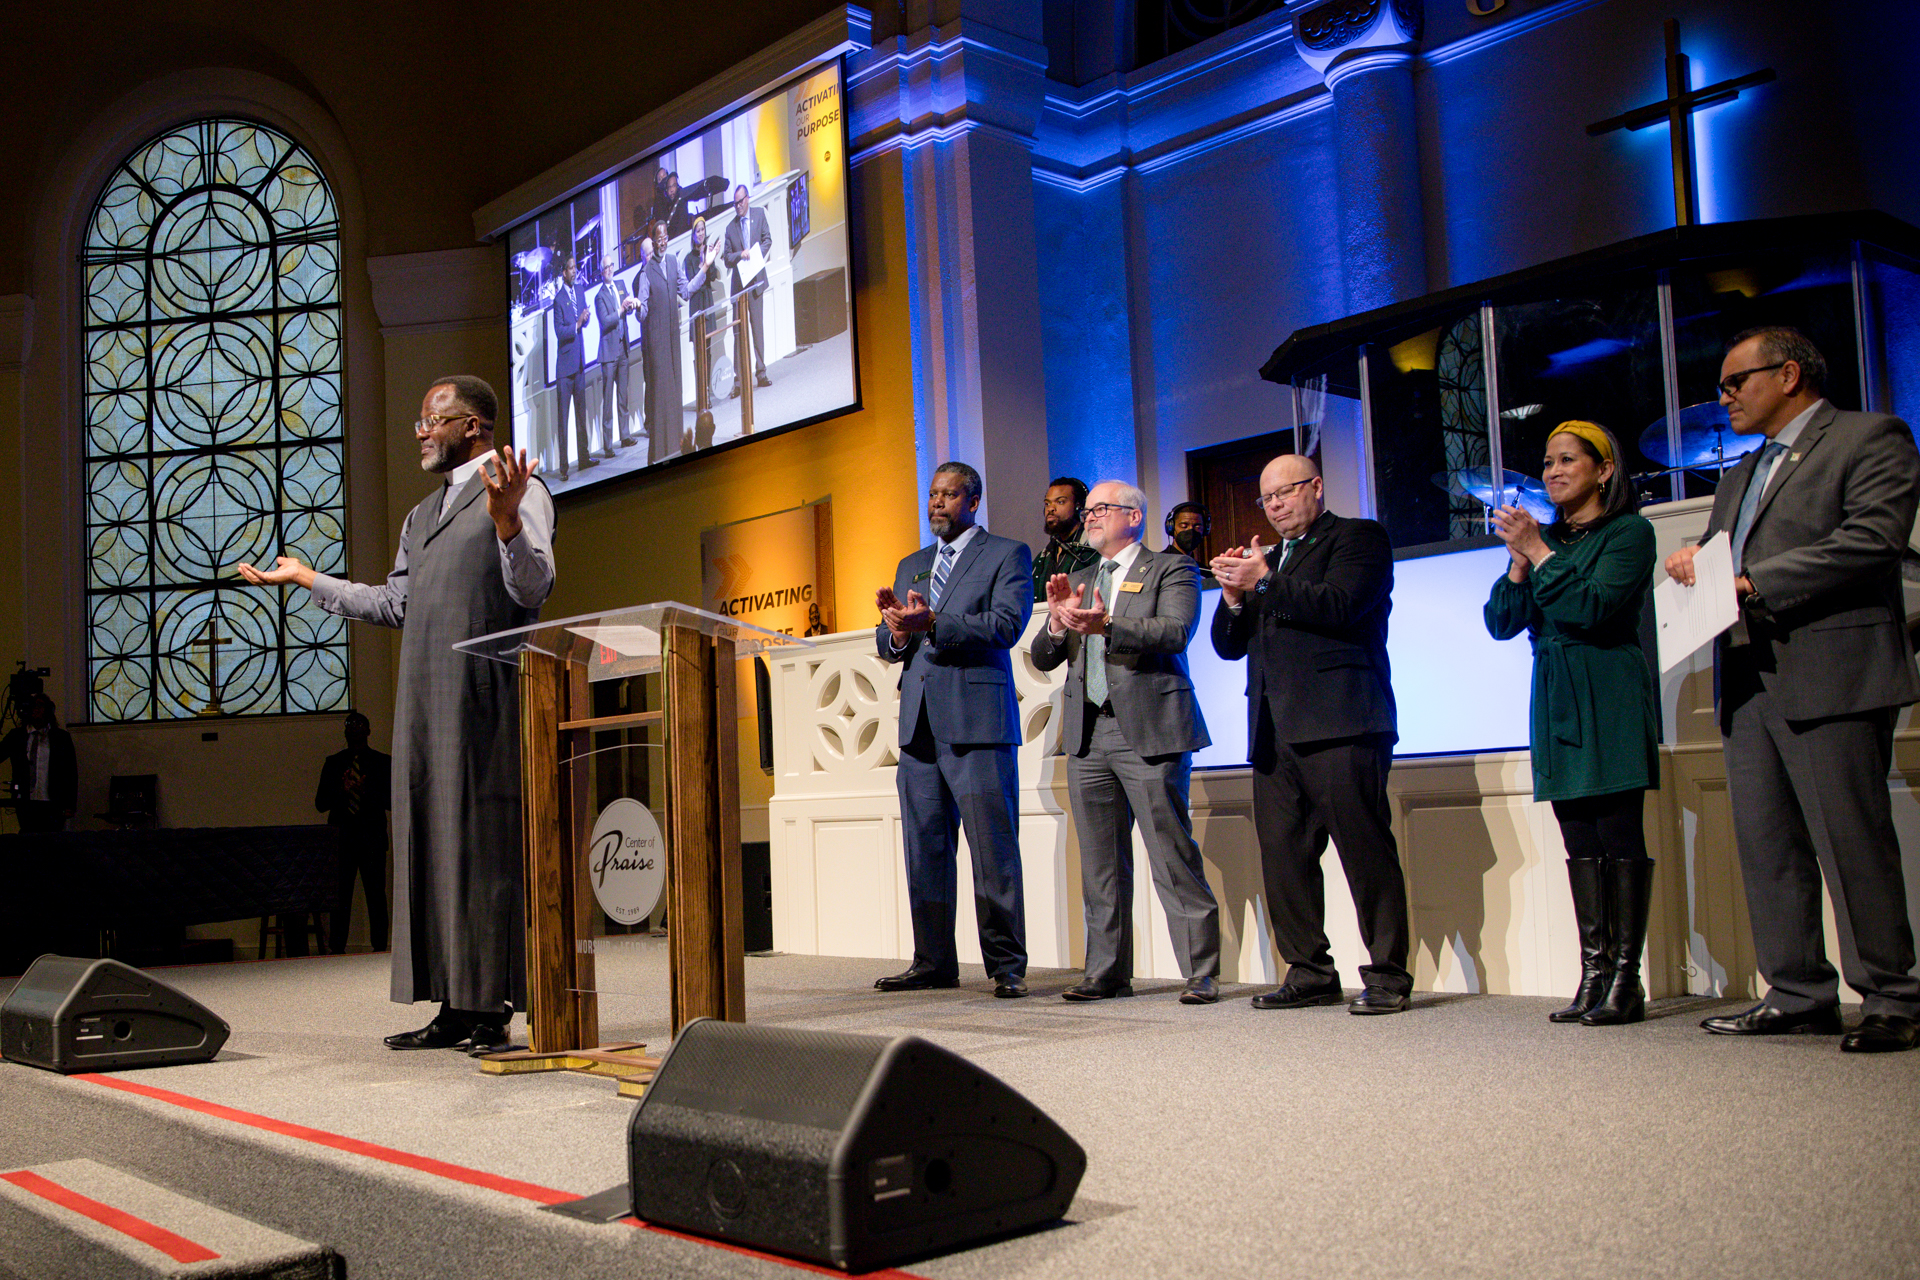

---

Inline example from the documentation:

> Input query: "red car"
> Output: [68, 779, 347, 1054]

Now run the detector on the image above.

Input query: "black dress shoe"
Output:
[1840, 1013, 1920, 1053]
[1349, 986, 1411, 1015]
[1700, 1002, 1843, 1036]
[1250, 981, 1344, 1010]
[1061, 979, 1134, 1002]
[993, 978, 1029, 999]
[463, 1022, 512, 1056]
[384, 1015, 470, 1050]
[874, 966, 959, 992]
[1178, 976, 1219, 1005]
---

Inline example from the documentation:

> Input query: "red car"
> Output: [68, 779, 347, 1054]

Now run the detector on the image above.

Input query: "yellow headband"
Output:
[1550, 420, 1614, 466]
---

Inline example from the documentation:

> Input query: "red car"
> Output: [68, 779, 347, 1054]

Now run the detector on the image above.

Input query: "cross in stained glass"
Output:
[191, 616, 232, 717]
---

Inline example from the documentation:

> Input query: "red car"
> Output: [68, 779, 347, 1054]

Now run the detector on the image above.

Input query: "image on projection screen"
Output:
[504, 61, 856, 495]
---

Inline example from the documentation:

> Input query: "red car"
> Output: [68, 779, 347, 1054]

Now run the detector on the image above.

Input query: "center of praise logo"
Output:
[586, 798, 666, 926]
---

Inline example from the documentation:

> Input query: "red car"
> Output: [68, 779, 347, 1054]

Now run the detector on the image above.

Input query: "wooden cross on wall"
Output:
[190, 615, 231, 717]
[1586, 19, 1776, 228]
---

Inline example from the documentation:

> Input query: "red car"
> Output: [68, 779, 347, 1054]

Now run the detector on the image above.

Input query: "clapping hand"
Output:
[876, 586, 934, 640]
[1058, 586, 1107, 636]
[1490, 504, 1550, 565]
[1210, 536, 1268, 604]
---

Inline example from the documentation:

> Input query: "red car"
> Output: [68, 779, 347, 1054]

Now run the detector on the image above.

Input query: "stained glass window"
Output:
[83, 119, 349, 722]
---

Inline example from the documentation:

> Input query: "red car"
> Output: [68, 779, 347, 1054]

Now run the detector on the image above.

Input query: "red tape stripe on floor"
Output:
[75, 1074, 573, 1206]
[1, 1169, 220, 1264]
[74, 1074, 927, 1277]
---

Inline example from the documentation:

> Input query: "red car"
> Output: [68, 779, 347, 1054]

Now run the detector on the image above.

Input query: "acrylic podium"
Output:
[455, 605, 808, 1054]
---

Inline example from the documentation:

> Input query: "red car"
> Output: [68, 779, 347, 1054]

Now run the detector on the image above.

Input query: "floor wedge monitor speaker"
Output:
[628, 1018, 1085, 1271]
[1, 955, 229, 1073]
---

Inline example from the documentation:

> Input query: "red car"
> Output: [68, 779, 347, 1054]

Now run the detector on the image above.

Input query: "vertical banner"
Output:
[701, 500, 836, 637]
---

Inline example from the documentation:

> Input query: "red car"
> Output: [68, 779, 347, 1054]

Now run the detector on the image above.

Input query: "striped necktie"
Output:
[930, 544, 956, 608]
[1084, 559, 1120, 708]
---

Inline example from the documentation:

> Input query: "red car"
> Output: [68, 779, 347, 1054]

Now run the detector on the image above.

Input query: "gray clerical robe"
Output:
[311, 468, 555, 1011]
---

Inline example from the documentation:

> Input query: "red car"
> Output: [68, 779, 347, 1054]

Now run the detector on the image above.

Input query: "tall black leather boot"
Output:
[1549, 858, 1612, 1023]
[1582, 858, 1653, 1025]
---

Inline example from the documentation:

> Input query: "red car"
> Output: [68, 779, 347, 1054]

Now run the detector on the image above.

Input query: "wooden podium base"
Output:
[477, 1043, 659, 1098]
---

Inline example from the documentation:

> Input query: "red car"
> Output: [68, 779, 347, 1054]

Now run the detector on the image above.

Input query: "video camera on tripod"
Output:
[3, 661, 51, 734]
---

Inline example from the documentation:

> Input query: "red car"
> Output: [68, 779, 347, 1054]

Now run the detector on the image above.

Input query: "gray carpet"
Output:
[2, 947, 1917, 1279]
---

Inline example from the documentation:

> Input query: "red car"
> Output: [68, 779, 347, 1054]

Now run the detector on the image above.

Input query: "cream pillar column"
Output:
[851, 1, 1053, 544]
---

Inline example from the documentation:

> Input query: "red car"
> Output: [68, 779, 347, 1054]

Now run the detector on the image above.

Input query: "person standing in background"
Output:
[1031, 477, 1099, 602]
[722, 184, 774, 396]
[2, 694, 77, 833]
[316, 710, 393, 956]
[593, 258, 640, 454]
[549, 254, 592, 481]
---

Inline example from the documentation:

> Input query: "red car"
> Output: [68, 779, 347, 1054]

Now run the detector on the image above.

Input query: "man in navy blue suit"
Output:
[548, 254, 592, 481]
[874, 462, 1035, 997]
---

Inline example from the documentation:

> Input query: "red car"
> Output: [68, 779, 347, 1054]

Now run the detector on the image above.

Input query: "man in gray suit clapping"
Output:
[1033, 481, 1221, 1004]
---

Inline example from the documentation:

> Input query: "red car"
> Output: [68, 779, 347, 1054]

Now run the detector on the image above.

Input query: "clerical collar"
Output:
[444, 450, 492, 491]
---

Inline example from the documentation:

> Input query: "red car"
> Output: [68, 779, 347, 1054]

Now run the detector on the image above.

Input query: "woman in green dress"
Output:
[1485, 420, 1659, 1025]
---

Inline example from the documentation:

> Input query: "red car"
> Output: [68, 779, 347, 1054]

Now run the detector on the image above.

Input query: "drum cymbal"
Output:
[1639, 402, 1763, 468]
[1432, 468, 1555, 522]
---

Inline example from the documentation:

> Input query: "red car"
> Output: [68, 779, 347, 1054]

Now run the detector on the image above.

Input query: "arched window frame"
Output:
[80, 116, 351, 722]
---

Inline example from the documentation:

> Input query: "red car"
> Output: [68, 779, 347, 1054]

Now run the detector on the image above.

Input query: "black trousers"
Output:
[1250, 702, 1411, 995]
[329, 827, 390, 955]
[1550, 789, 1647, 861]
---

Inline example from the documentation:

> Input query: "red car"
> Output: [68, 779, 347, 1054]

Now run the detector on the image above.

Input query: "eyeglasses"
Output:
[414, 413, 474, 435]
[1254, 479, 1315, 509]
[1717, 362, 1786, 397]
[1084, 503, 1139, 519]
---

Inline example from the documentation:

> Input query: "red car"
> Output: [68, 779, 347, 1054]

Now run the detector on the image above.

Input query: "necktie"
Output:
[1085, 559, 1120, 709]
[1729, 440, 1787, 572]
[342, 755, 363, 818]
[1275, 537, 1301, 570]
[930, 544, 955, 608]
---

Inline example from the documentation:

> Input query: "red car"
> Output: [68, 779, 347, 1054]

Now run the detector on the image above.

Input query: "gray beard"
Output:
[420, 440, 457, 473]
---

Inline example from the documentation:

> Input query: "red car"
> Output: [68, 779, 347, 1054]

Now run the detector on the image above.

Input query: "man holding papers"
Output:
[723, 184, 774, 396]
[1666, 327, 1920, 1053]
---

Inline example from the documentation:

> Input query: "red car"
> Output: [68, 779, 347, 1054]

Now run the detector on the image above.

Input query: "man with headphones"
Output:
[1166, 501, 1218, 587]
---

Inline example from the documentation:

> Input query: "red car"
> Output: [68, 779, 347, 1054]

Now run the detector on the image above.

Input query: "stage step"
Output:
[0, 1158, 342, 1280]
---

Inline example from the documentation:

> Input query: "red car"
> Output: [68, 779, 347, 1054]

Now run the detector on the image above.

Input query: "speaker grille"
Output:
[646, 1023, 887, 1130]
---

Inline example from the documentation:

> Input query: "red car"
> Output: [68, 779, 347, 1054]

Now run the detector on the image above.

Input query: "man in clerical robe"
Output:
[239, 375, 555, 1055]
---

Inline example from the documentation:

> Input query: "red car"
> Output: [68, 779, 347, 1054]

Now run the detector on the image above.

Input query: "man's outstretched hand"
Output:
[236, 555, 316, 590]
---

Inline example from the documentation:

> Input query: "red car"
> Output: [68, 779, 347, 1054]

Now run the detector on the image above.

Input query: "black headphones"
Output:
[1165, 501, 1211, 538]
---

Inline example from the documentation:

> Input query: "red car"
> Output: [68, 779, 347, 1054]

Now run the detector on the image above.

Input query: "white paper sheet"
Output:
[735, 243, 766, 291]
[1654, 531, 1738, 673]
